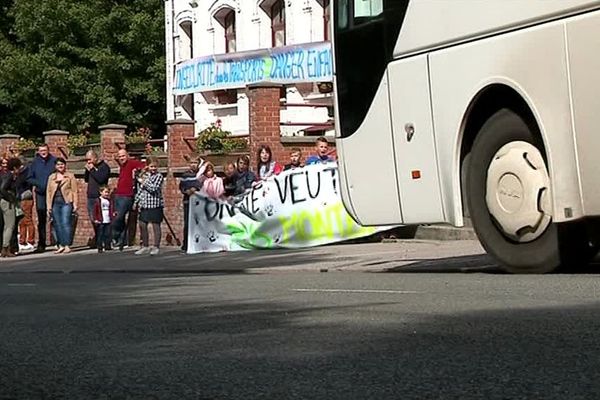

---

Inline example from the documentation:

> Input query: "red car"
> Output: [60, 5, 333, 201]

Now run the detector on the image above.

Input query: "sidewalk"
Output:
[0, 240, 492, 274]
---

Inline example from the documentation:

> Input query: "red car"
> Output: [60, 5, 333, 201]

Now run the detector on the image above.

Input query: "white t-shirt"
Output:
[100, 198, 111, 223]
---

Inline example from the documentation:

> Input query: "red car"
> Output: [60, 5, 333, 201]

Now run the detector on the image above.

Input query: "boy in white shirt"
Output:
[93, 186, 114, 253]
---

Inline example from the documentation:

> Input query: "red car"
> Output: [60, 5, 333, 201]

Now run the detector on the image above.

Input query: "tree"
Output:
[0, 0, 166, 138]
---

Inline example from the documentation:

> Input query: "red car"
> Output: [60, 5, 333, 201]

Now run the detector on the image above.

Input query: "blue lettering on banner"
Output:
[173, 42, 333, 95]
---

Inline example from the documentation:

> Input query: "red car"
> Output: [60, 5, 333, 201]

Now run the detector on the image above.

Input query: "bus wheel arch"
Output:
[460, 89, 595, 273]
[459, 85, 546, 220]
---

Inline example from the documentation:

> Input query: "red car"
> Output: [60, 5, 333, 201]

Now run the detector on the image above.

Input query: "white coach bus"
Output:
[331, 0, 600, 273]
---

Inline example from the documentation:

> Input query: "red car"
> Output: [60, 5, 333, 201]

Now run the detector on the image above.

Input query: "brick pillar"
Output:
[99, 124, 127, 169]
[247, 83, 284, 170]
[0, 134, 20, 157]
[43, 130, 69, 159]
[166, 119, 195, 170]
[164, 119, 195, 247]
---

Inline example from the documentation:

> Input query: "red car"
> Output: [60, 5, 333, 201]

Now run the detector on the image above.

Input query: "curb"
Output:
[414, 225, 477, 241]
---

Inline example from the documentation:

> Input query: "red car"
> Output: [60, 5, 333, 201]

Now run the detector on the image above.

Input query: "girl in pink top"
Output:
[201, 162, 224, 199]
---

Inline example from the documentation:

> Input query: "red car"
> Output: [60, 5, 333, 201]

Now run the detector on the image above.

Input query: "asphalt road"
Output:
[2, 261, 600, 399]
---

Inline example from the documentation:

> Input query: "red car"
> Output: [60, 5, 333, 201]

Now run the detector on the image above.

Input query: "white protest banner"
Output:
[187, 163, 382, 253]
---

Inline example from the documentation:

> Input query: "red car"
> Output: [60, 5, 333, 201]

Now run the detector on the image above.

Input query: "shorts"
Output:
[139, 208, 164, 224]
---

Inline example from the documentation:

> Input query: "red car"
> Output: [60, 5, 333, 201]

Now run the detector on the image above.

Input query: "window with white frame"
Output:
[271, 0, 285, 47]
[224, 9, 236, 53]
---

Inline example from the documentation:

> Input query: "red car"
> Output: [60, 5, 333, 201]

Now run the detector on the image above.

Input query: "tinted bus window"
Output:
[333, 0, 408, 137]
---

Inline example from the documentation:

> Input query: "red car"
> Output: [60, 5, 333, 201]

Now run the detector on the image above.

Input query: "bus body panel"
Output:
[395, 0, 600, 58]
[387, 55, 445, 224]
[566, 12, 600, 216]
[429, 21, 582, 225]
[337, 78, 404, 225]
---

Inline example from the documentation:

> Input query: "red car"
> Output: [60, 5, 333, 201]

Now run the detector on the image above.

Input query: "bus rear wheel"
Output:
[466, 108, 595, 273]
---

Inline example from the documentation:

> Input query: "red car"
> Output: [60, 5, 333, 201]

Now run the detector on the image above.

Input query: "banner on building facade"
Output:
[173, 41, 333, 96]
[187, 163, 384, 253]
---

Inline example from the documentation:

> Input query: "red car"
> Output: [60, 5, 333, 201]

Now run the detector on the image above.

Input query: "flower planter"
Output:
[20, 149, 36, 158]
[200, 151, 248, 170]
[70, 146, 88, 157]
[126, 142, 147, 153]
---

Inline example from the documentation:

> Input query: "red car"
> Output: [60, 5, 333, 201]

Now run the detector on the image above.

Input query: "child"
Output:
[306, 136, 335, 165]
[222, 162, 237, 198]
[284, 148, 303, 170]
[134, 157, 164, 256]
[201, 162, 225, 199]
[93, 186, 114, 253]
[256, 145, 283, 180]
[179, 154, 203, 251]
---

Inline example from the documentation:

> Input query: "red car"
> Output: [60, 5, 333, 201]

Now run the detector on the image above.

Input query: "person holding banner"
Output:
[179, 154, 203, 252]
[201, 162, 225, 200]
[234, 155, 256, 196]
[256, 145, 283, 180]
[306, 136, 336, 165]
[222, 162, 237, 198]
[284, 148, 304, 171]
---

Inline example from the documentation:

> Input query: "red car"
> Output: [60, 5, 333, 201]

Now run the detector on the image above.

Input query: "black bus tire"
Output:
[467, 108, 593, 273]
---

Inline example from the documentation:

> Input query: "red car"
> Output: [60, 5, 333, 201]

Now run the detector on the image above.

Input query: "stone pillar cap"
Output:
[98, 124, 127, 130]
[165, 119, 195, 125]
[43, 130, 69, 136]
[0, 134, 20, 138]
[247, 82, 284, 89]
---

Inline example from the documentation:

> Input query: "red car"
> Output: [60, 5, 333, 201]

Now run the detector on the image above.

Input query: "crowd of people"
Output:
[0, 136, 336, 257]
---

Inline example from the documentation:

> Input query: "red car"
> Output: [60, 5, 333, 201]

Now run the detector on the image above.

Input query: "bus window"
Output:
[337, 0, 349, 29]
[354, 0, 383, 18]
[333, 0, 408, 138]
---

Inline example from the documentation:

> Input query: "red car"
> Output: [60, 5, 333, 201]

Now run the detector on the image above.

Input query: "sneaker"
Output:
[97, 248, 104, 254]
[134, 247, 151, 255]
[149, 247, 160, 256]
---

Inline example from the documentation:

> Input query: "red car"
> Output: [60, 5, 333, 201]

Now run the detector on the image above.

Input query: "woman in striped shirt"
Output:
[133, 157, 164, 256]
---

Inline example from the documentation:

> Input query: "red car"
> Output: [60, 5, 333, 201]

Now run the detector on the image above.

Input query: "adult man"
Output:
[306, 136, 335, 165]
[178, 154, 203, 252]
[28, 144, 56, 253]
[113, 149, 145, 251]
[84, 150, 110, 248]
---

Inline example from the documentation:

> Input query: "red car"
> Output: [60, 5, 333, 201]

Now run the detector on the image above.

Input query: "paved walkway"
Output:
[0, 240, 494, 274]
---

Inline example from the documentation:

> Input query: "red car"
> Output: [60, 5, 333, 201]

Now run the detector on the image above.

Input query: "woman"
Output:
[201, 162, 224, 199]
[134, 157, 164, 256]
[0, 158, 22, 257]
[46, 157, 78, 254]
[256, 145, 282, 180]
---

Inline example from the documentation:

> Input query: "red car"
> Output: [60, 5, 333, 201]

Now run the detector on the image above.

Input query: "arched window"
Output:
[271, 0, 285, 47]
[323, 0, 330, 41]
[224, 10, 236, 53]
[177, 20, 193, 61]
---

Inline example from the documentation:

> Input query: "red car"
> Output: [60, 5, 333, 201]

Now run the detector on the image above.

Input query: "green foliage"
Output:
[196, 121, 248, 154]
[126, 126, 151, 144]
[12, 137, 38, 151]
[66, 133, 88, 149]
[0, 0, 166, 138]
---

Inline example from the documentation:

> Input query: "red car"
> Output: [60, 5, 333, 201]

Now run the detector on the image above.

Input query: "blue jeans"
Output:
[113, 195, 133, 246]
[96, 223, 111, 250]
[52, 198, 73, 247]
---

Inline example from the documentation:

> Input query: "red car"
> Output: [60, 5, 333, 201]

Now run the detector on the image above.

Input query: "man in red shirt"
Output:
[113, 149, 145, 251]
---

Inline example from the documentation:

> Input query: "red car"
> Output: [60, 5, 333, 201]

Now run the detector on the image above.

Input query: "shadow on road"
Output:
[2, 272, 600, 399]
[382, 254, 504, 274]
